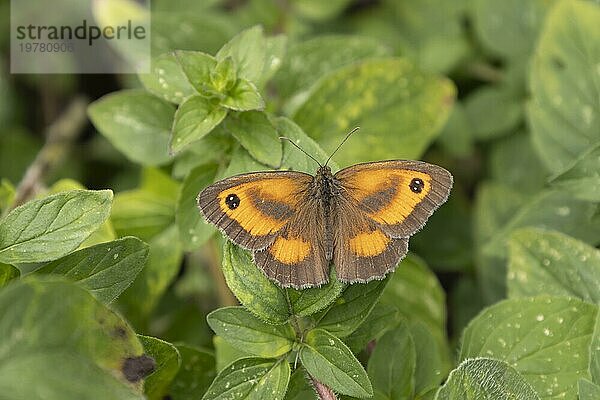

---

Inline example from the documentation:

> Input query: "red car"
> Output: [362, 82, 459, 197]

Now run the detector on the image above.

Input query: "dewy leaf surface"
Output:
[0, 190, 113, 264]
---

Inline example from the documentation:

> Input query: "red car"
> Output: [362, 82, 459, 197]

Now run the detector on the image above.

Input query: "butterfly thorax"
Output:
[313, 166, 342, 201]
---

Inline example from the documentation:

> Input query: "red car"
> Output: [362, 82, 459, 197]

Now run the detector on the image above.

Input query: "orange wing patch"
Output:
[349, 230, 390, 257]
[269, 236, 311, 264]
[216, 178, 302, 236]
[341, 169, 432, 225]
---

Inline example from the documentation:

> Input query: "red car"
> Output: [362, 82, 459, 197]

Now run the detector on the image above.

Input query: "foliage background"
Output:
[0, 0, 599, 399]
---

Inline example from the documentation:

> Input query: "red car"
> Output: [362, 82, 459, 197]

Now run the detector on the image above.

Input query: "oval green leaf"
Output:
[508, 228, 600, 303]
[460, 296, 597, 399]
[435, 358, 540, 400]
[292, 58, 455, 167]
[529, 0, 600, 173]
[35, 237, 149, 304]
[207, 306, 295, 358]
[300, 328, 373, 398]
[222, 242, 289, 325]
[0, 278, 147, 398]
[0, 190, 113, 264]
[202, 357, 290, 400]
[88, 90, 174, 166]
[176, 163, 218, 250]
[139, 335, 181, 400]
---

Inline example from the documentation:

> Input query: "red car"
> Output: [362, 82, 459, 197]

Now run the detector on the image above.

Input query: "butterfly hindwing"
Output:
[254, 201, 329, 288]
[332, 160, 452, 283]
[197, 171, 313, 250]
[333, 194, 409, 283]
[334, 160, 453, 238]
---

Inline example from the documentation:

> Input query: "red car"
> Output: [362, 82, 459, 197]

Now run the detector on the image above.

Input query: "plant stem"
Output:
[12, 96, 89, 207]
[309, 376, 338, 400]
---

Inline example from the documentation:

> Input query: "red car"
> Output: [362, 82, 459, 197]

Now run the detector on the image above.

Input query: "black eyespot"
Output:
[409, 178, 424, 193]
[225, 193, 240, 210]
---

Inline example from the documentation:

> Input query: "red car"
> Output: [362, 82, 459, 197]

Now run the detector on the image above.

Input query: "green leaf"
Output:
[460, 297, 597, 399]
[579, 379, 600, 400]
[472, 0, 554, 59]
[222, 242, 289, 325]
[380, 256, 448, 356]
[44, 179, 117, 249]
[0, 190, 113, 264]
[367, 320, 416, 400]
[35, 237, 149, 304]
[258, 35, 286, 87]
[169, 345, 216, 399]
[411, 321, 447, 395]
[482, 189, 600, 260]
[292, 58, 455, 167]
[151, 12, 234, 55]
[111, 190, 175, 242]
[207, 306, 295, 358]
[411, 191, 473, 271]
[437, 102, 474, 158]
[385, 0, 469, 73]
[473, 182, 529, 303]
[176, 163, 218, 250]
[489, 132, 549, 195]
[172, 125, 235, 178]
[225, 111, 282, 168]
[118, 225, 183, 327]
[507, 228, 600, 303]
[293, 0, 352, 20]
[171, 95, 228, 153]
[139, 53, 196, 104]
[174, 50, 217, 94]
[550, 143, 600, 202]
[222, 79, 265, 111]
[344, 303, 400, 354]
[211, 57, 237, 93]
[216, 25, 266, 83]
[275, 116, 335, 174]
[203, 357, 290, 400]
[300, 328, 373, 398]
[285, 368, 317, 400]
[88, 90, 174, 166]
[139, 335, 181, 400]
[214, 335, 253, 373]
[590, 311, 600, 383]
[0, 352, 146, 400]
[0, 262, 19, 288]
[111, 168, 179, 242]
[463, 85, 522, 140]
[0, 178, 15, 215]
[221, 145, 269, 178]
[0, 278, 147, 398]
[529, 0, 600, 174]
[273, 35, 389, 100]
[287, 269, 346, 317]
[316, 276, 390, 337]
[435, 358, 540, 400]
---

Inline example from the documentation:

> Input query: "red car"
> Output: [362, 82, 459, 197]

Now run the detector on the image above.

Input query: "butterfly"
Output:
[197, 130, 453, 289]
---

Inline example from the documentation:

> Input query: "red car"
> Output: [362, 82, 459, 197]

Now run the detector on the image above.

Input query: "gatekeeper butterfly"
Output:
[198, 128, 453, 289]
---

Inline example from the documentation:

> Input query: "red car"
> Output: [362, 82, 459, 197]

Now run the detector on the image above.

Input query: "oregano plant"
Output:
[1, 1, 599, 399]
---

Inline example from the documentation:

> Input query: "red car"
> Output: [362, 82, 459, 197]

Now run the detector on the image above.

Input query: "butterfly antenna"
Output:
[279, 136, 322, 167]
[325, 126, 360, 166]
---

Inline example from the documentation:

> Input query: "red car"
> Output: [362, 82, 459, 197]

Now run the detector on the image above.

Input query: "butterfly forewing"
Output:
[332, 160, 452, 283]
[197, 171, 312, 250]
[334, 160, 453, 238]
